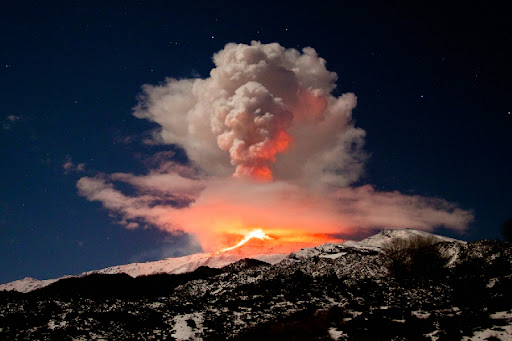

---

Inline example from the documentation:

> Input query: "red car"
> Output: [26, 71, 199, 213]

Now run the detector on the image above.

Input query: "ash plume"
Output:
[77, 42, 473, 252]
[134, 42, 365, 184]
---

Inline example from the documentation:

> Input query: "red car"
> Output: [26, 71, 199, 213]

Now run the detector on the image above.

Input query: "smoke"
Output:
[134, 42, 365, 185]
[77, 174, 473, 252]
[77, 42, 473, 253]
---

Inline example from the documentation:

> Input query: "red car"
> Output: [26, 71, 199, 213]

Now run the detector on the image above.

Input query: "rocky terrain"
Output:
[1, 229, 511, 340]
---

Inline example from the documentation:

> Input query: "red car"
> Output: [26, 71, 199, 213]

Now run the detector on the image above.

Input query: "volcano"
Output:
[0, 228, 459, 293]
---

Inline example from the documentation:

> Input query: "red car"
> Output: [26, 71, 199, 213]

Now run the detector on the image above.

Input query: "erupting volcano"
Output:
[76, 41, 473, 259]
[216, 227, 340, 256]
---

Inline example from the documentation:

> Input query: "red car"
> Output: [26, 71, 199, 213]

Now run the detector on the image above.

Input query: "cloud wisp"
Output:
[63, 157, 85, 174]
[2, 115, 22, 130]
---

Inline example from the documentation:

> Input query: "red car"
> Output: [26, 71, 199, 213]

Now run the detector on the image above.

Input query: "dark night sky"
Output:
[1, 1, 510, 283]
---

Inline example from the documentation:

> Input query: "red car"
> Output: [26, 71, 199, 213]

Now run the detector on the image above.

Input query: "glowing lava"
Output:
[220, 229, 273, 252]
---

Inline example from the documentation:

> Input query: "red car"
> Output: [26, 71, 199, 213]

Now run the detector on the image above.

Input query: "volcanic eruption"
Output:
[220, 229, 272, 252]
[77, 41, 473, 256]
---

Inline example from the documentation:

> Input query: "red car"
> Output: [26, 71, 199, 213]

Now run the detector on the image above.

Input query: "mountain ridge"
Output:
[0, 228, 463, 293]
[1, 229, 511, 340]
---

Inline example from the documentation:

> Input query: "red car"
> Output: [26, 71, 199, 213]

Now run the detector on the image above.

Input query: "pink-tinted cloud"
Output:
[63, 157, 85, 174]
[77, 174, 473, 252]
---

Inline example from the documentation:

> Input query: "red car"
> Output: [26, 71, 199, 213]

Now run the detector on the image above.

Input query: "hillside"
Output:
[1, 229, 511, 340]
[0, 238, 290, 293]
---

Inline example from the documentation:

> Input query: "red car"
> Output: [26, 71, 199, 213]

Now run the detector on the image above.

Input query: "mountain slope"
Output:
[356, 228, 464, 248]
[0, 277, 62, 294]
[0, 229, 511, 340]
[0, 237, 292, 293]
[0, 228, 464, 293]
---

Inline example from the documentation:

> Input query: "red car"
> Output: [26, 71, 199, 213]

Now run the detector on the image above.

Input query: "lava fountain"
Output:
[219, 229, 272, 252]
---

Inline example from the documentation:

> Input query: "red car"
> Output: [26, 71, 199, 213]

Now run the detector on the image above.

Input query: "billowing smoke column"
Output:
[214, 81, 293, 180]
[77, 42, 474, 254]
[134, 42, 365, 185]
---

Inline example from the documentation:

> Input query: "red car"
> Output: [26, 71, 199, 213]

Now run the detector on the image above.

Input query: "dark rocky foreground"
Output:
[1, 240, 511, 340]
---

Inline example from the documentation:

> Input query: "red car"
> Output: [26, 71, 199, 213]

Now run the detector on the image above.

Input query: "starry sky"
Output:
[1, 1, 510, 284]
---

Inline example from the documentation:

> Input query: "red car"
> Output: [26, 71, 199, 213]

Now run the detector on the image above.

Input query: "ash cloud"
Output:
[134, 42, 365, 185]
[77, 42, 473, 252]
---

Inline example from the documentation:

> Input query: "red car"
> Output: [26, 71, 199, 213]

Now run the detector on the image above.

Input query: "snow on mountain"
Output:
[0, 277, 64, 294]
[0, 228, 464, 293]
[0, 238, 288, 293]
[83, 249, 287, 278]
[288, 228, 464, 261]
[289, 243, 354, 260]
[1, 229, 510, 340]
[357, 228, 464, 248]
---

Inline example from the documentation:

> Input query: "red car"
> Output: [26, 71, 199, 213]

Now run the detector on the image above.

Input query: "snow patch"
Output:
[461, 325, 512, 340]
[328, 327, 345, 340]
[48, 319, 67, 330]
[411, 310, 431, 319]
[490, 310, 512, 319]
[320, 252, 347, 259]
[171, 312, 204, 340]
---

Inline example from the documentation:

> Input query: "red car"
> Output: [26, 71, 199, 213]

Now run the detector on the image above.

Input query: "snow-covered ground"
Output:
[461, 311, 512, 341]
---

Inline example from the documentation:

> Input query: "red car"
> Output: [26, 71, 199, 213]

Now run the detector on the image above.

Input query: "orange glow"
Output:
[274, 130, 293, 153]
[251, 167, 273, 181]
[235, 131, 293, 181]
[210, 225, 341, 256]
[172, 179, 348, 255]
